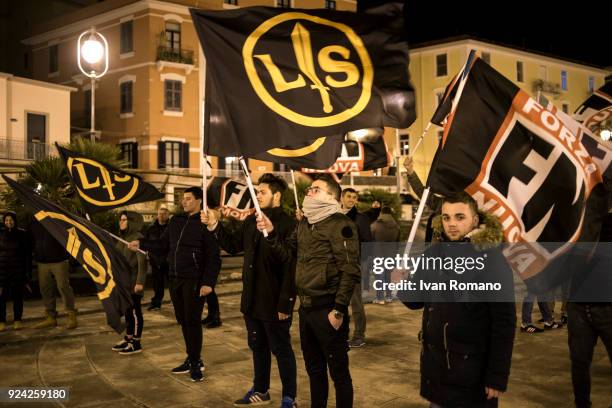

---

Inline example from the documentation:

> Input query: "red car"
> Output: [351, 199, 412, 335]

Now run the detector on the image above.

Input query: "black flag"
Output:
[193, 3, 415, 159]
[57, 144, 164, 214]
[3, 175, 133, 333]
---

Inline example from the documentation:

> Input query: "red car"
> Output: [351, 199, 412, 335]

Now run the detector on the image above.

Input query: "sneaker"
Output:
[172, 357, 204, 374]
[233, 387, 271, 406]
[520, 324, 544, 333]
[112, 336, 130, 351]
[147, 304, 161, 311]
[189, 360, 204, 382]
[280, 396, 297, 408]
[119, 340, 142, 355]
[348, 338, 366, 348]
[372, 299, 386, 305]
[544, 321, 563, 330]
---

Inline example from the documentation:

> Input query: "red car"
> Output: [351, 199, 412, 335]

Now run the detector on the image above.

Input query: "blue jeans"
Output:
[521, 291, 553, 324]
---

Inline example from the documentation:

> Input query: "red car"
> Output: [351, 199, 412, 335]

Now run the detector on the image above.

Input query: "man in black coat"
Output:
[202, 174, 298, 407]
[144, 207, 170, 311]
[129, 187, 221, 382]
[340, 188, 372, 348]
[402, 192, 516, 408]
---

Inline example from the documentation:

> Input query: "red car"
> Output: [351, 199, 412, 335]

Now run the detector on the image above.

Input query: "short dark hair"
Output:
[258, 173, 288, 195]
[3, 211, 17, 222]
[441, 191, 478, 216]
[184, 186, 203, 201]
[381, 206, 393, 215]
[315, 174, 341, 201]
[341, 188, 357, 197]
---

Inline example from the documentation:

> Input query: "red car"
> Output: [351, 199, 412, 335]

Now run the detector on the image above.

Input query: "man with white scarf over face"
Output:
[257, 174, 361, 408]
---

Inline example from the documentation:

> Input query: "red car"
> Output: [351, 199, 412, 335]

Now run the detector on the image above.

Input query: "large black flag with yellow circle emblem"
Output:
[56, 144, 164, 214]
[192, 3, 415, 161]
[3, 175, 133, 333]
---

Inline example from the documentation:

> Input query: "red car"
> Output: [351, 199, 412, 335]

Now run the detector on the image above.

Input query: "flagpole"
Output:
[290, 169, 300, 210]
[201, 99, 208, 212]
[239, 157, 268, 237]
[105, 230, 148, 255]
[404, 186, 430, 256]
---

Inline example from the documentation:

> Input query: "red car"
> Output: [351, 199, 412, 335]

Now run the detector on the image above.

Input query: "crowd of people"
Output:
[1, 165, 611, 408]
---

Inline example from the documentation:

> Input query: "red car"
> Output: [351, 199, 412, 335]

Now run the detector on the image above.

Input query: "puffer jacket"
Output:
[0, 216, 31, 286]
[405, 211, 516, 407]
[264, 212, 361, 315]
[140, 212, 221, 288]
[115, 211, 147, 290]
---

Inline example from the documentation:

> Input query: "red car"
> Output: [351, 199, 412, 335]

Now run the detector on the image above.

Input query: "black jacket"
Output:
[346, 206, 372, 243]
[30, 220, 69, 264]
[140, 213, 221, 288]
[0, 226, 31, 286]
[214, 207, 296, 320]
[144, 219, 169, 266]
[404, 212, 516, 407]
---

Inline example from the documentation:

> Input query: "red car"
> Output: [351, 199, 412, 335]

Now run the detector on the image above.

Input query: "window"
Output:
[481, 52, 491, 65]
[276, 0, 291, 8]
[224, 0, 238, 4]
[165, 22, 181, 53]
[158, 141, 189, 169]
[516, 61, 524, 83]
[562, 103, 569, 114]
[588, 76, 595, 94]
[27, 113, 46, 160]
[49, 44, 58, 73]
[561, 70, 568, 91]
[120, 20, 133, 54]
[273, 162, 289, 172]
[120, 81, 133, 114]
[225, 157, 241, 172]
[436, 54, 447, 77]
[120, 142, 138, 168]
[325, 0, 336, 9]
[164, 80, 182, 111]
[399, 133, 410, 155]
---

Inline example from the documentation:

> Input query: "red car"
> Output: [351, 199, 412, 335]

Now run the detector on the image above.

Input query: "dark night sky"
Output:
[394, 1, 610, 69]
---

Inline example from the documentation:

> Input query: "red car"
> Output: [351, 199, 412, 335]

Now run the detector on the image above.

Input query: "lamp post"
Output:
[77, 28, 109, 141]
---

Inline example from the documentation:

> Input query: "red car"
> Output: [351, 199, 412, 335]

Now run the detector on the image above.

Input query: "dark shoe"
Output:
[147, 304, 161, 311]
[172, 357, 204, 374]
[280, 396, 297, 408]
[348, 338, 366, 348]
[112, 336, 130, 351]
[544, 321, 563, 330]
[560, 315, 568, 325]
[189, 360, 204, 382]
[233, 387, 271, 406]
[521, 324, 544, 333]
[204, 315, 222, 329]
[119, 340, 142, 355]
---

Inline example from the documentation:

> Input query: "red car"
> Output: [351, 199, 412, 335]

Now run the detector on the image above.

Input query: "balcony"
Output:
[0, 138, 52, 162]
[533, 79, 561, 95]
[156, 46, 194, 65]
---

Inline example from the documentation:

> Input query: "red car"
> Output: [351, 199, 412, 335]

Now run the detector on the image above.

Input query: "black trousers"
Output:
[205, 289, 219, 316]
[244, 315, 297, 399]
[125, 293, 143, 339]
[150, 261, 168, 307]
[567, 303, 612, 408]
[170, 277, 206, 362]
[299, 305, 352, 408]
[0, 283, 24, 323]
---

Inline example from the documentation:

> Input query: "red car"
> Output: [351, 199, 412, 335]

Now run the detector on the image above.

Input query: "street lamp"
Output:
[77, 28, 108, 141]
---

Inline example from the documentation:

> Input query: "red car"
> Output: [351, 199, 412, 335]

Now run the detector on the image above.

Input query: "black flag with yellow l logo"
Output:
[192, 3, 415, 159]
[56, 144, 164, 214]
[2, 175, 133, 333]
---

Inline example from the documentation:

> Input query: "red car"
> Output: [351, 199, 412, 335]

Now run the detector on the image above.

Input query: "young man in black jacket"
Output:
[403, 192, 516, 408]
[128, 187, 221, 382]
[144, 207, 169, 311]
[202, 174, 298, 408]
[257, 175, 361, 408]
